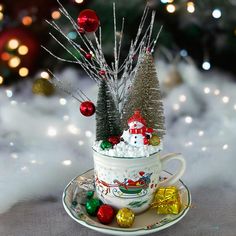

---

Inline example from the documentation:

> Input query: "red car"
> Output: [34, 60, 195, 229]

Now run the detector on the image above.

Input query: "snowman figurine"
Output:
[122, 110, 154, 147]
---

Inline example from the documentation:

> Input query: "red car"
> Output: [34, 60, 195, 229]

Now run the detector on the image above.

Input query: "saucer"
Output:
[62, 169, 191, 236]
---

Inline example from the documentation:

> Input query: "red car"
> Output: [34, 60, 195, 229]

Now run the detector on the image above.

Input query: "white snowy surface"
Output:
[93, 141, 163, 157]
[0, 63, 236, 214]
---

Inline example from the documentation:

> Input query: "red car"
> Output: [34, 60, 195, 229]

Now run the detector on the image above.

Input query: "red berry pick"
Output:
[85, 53, 92, 60]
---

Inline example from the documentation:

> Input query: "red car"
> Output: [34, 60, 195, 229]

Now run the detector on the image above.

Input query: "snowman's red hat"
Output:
[128, 110, 146, 125]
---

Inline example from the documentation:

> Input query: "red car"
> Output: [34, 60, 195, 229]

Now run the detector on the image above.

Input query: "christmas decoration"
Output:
[151, 186, 181, 215]
[116, 208, 135, 228]
[97, 204, 115, 224]
[85, 53, 92, 60]
[77, 9, 100, 33]
[80, 101, 95, 117]
[149, 135, 160, 146]
[85, 198, 102, 216]
[71, 177, 95, 206]
[122, 52, 165, 139]
[96, 79, 122, 141]
[86, 190, 94, 199]
[100, 140, 112, 150]
[32, 78, 55, 96]
[121, 111, 154, 147]
[99, 70, 106, 76]
[108, 136, 120, 146]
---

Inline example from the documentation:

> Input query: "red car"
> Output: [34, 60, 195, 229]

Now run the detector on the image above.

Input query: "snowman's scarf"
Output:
[129, 127, 154, 135]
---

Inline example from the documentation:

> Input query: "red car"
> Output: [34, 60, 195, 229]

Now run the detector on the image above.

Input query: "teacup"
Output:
[93, 150, 186, 213]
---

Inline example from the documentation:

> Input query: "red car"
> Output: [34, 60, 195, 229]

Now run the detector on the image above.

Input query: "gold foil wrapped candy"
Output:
[116, 208, 135, 228]
[151, 186, 181, 214]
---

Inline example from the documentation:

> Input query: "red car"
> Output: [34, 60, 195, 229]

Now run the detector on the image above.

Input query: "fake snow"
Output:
[93, 141, 163, 158]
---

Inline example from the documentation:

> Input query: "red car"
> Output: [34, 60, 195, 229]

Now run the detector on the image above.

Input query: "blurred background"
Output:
[0, 0, 236, 235]
[1, 0, 236, 85]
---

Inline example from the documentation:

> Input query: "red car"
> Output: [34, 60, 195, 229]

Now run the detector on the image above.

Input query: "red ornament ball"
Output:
[97, 204, 115, 224]
[108, 136, 120, 146]
[77, 9, 100, 33]
[99, 70, 106, 76]
[80, 101, 95, 117]
[85, 53, 92, 60]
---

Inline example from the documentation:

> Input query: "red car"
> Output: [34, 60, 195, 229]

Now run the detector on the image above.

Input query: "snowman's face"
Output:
[129, 121, 143, 129]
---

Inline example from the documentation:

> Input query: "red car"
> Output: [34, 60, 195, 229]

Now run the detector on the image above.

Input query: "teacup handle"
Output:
[159, 153, 186, 186]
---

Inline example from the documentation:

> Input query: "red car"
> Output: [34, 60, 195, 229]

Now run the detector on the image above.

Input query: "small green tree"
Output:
[122, 52, 165, 138]
[96, 79, 122, 141]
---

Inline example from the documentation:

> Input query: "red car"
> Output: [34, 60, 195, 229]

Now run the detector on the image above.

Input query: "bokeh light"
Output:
[22, 16, 33, 26]
[8, 56, 21, 68]
[19, 67, 29, 77]
[18, 45, 29, 55]
[166, 4, 176, 13]
[8, 39, 19, 50]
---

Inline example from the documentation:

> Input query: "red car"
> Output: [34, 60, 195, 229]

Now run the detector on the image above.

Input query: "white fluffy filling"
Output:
[93, 141, 163, 158]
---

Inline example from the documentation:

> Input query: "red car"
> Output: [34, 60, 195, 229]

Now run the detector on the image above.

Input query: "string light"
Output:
[214, 89, 220, 95]
[10, 100, 17, 105]
[47, 127, 57, 137]
[9, 142, 14, 146]
[75, 0, 84, 3]
[173, 103, 180, 111]
[8, 39, 20, 50]
[0, 4, 3, 11]
[59, 98, 67, 105]
[212, 9, 222, 19]
[202, 61, 211, 70]
[85, 130, 93, 137]
[63, 115, 70, 121]
[0, 76, 4, 85]
[180, 49, 188, 57]
[204, 87, 210, 94]
[11, 153, 18, 159]
[201, 147, 207, 152]
[234, 104, 236, 110]
[67, 124, 79, 135]
[6, 89, 13, 98]
[62, 160, 72, 166]
[67, 31, 77, 40]
[222, 96, 229, 103]
[19, 67, 29, 77]
[185, 116, 193, 124]
[185, 141, 193, 147]
[166, 4, 176, 13]
[8, 56, 21, 68]
[78, 140, 84, 146]
[30, 160, 37, 164]
[21, 166, 28, 171]
[187, 2, 195, 13]
[198, 130, 204, 136]
[179, 95, 186, 102]
[51, 10, 61, 20]
[40, 71, 50, 79]
[22, 16, 33, 26]
[18, 45, 29, 55]
[161, 0, 174, 3]
[222, 144, 228, 150]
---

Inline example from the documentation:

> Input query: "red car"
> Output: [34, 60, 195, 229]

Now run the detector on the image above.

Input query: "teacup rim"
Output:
[92, 147, 161, 160]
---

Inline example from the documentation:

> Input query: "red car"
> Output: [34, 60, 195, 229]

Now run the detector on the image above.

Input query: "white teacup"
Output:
[93, 150, 186, 213]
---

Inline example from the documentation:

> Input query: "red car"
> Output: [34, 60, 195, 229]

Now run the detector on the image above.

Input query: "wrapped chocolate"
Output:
[151, 186, 181, 214]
